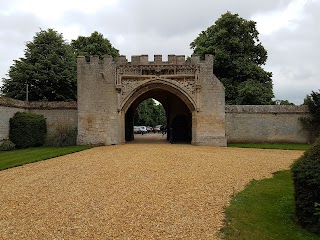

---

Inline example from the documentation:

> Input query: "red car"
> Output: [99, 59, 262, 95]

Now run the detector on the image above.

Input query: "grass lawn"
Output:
[228, 143, 310, 151]
[0, 146, 93, 171]
[220, 170, 320, 240]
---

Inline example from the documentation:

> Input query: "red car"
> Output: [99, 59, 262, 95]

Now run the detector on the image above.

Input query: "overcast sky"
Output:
[0, 0, 319, 104]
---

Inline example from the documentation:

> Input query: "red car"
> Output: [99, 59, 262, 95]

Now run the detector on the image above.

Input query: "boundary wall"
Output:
[0, 98, 77, 141]
[226, 105, 309, 143]
[0, 97, 310, 144]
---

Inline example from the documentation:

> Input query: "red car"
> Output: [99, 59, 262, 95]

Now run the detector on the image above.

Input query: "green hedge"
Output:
[291, 140, 320, 234]
[9, 112, 47, 148]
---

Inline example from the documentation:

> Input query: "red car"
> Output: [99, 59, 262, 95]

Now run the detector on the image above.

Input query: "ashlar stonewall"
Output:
[77, 54, 227, 146]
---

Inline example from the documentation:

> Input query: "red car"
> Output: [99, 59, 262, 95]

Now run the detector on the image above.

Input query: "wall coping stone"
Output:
[0, 97, 77, 110]
[226, 105, 309, 114]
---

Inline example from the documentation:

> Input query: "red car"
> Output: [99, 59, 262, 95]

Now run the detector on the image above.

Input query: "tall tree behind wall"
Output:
[1, 29, 77, 101]
[190, 12, 274, 105]
[71, 31, 120, 60]
[1, 30, 120, 101]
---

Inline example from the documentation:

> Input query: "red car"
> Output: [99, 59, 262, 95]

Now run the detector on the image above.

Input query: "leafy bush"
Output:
[0, 139, 15, 151]
[301, 90, 320, 143]
[9, 112, 47, 148]
[46, 124, 77, 147]
[291, 140, 320, 234]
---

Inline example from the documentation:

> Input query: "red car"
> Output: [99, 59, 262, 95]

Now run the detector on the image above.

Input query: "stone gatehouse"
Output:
[77, 54, 227, 146]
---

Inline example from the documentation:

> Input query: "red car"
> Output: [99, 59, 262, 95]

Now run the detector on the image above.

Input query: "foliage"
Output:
[228, 143, 310, 151]
[71, 31, 120, 60]
[274, 99, 295, 105]
[315, 203, 320, 216]
[46, 124, 77, 147]
[134, 98, 166, 126]
[190, 12, 274, 105]
[9, 112, 47, 148]
[221, 170, 320, 240]
[1, 29, 77, 101]
[291, 140, 320, 234]
[0, 139, 15, 151]
[0, 146, 92, 171]
[301, 90, 320, 143]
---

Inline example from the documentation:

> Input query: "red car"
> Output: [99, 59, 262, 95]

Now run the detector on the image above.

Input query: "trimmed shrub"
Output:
[45, 124, 77, 147]
[291, 140, 320, 233]
[0, 139, 15, 151]
[9, 112, 47, 148]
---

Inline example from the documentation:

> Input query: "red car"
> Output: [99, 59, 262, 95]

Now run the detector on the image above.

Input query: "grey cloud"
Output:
[1, 0, 318, 105]
[0, 12, 43, 84]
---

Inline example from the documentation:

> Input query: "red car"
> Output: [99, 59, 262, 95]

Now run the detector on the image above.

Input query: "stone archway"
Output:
[77, 54, 227, 146]
[122, 82, 194, 143]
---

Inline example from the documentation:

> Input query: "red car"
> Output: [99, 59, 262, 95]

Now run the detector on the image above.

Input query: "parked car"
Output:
[134, 126, 141, 134]
[138, 126, 148, 134]
[146, 126, 153, 133]
[153, 125, 162, 133]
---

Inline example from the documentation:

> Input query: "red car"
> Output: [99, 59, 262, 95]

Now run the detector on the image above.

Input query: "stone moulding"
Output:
[116, 63, 200, 112]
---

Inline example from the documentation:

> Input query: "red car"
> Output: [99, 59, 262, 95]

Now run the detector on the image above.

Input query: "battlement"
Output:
[77, 54, 214, 66]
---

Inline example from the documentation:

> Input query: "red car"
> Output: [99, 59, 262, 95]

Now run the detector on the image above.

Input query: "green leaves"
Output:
[190, 11, 274, 105]
[1, 29, 77, 101]
[134, 99, 166, 127]
[71, 31, 119, 60]
[1, 29, 120, 102]
[301, 90, 320, 142]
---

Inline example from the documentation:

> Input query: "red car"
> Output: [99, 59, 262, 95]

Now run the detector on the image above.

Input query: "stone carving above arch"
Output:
[115, 64, 200, 112]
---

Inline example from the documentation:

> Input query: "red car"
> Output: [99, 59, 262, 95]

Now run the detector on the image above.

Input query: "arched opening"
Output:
[123, 83, 194, 144]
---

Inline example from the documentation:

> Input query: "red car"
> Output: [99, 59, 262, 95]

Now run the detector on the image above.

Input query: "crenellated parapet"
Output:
[77, 54, 213, 66]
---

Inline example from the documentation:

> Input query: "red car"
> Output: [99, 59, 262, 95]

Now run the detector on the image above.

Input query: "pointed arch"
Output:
[121, 78, 197, 114]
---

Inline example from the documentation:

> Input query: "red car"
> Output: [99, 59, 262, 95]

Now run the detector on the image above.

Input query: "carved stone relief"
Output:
[116, 65, 200, 109]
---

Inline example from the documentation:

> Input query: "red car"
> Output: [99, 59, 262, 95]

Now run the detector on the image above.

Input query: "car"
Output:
[153, 125, 162, 133]
[138, 126, 148, 134]
[146, 126, 153, 133]
[134, 126, 141, 134]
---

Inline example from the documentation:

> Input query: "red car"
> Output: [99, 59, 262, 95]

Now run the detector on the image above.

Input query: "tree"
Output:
[301, 90, 320, 142]
[274, 99, 295, 105]
[190, 12, 274, 105]
[1, 29, 76, 101]
[71, 31, 119, 60]
[134, 99, 166, 126]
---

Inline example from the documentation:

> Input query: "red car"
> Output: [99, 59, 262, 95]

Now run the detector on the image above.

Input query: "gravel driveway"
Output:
[0, 137, 303, 239]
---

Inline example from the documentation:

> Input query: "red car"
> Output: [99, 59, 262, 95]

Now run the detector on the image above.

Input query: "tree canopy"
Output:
[134, 99, 166, 127]
[190, 12, 274, 105]
[1, 29, 77, 101]
[71, 31, 119, 60]
[1, 30, 120, 101]
[301, 90, 320, 142]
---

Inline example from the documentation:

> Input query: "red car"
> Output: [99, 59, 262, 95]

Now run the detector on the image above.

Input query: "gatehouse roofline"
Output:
[77, 54, 214, 65]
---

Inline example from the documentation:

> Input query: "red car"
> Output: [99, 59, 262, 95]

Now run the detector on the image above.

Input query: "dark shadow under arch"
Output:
[124, 84, 192, 144]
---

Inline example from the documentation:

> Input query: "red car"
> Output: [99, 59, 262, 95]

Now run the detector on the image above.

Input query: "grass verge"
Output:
[228, 143, 310, 151]
[0, 146, 93, 171]
[220, 170, 320, 240]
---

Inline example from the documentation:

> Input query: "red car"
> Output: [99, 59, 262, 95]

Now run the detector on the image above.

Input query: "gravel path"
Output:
[0, 136, 303, 239]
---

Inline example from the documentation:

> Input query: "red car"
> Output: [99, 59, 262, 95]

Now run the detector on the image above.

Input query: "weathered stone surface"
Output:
[226, 105, 310, 143]
[0, 97, 77, 141]
[77, 54, 227, 146]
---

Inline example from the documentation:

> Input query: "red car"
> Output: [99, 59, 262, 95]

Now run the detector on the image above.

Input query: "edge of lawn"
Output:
[228, 143, 310, 151]
[220, 170, 320, 240]
[0, 145, 93, 171]
[221, 143, 319, 240]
